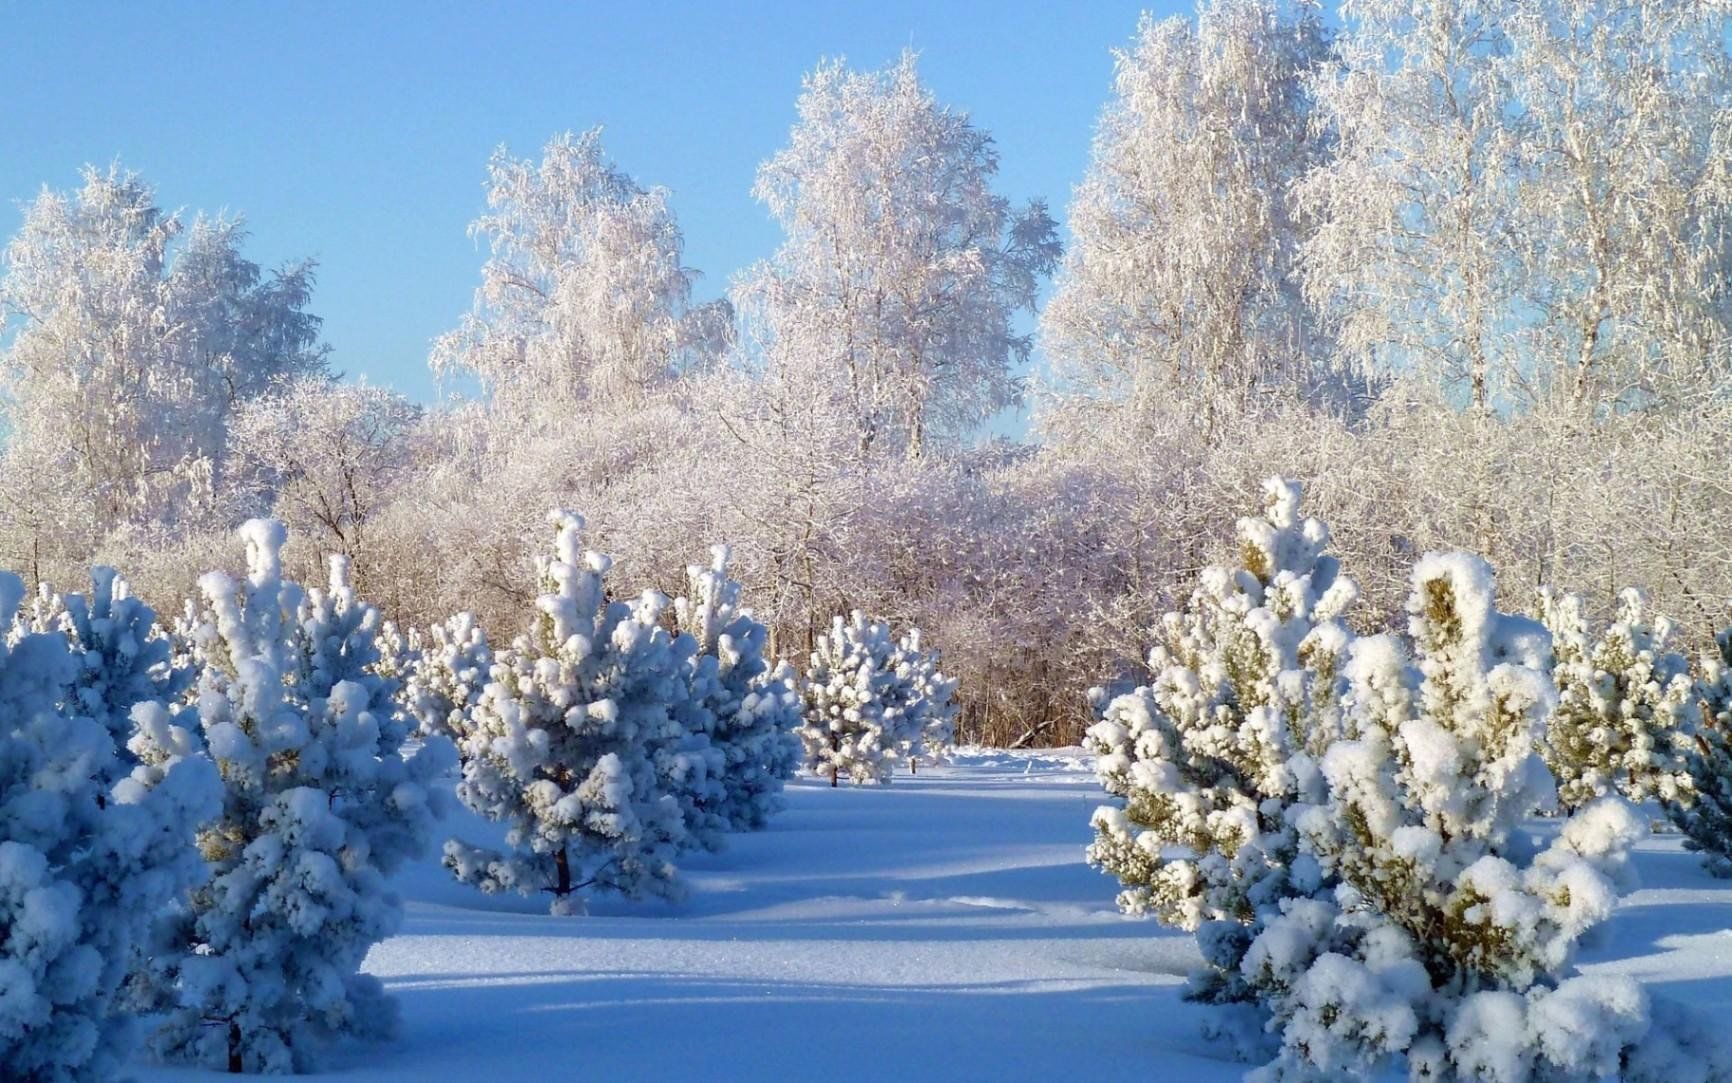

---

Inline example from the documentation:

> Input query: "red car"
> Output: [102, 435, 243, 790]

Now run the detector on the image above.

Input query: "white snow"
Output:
[130, 748, 1732, 1081]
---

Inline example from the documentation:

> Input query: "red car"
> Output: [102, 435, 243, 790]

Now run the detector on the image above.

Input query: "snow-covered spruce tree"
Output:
[799, 612, 902, 786]
[674, 545, 800, 831]
[886, 627, 958, 773]
[20, 566, 194, 765]
[1240, 553, 1672, 1082]
[401, 612, 493, 740]
[1671, 627, 1732, 877]
[141, 522, 455, 1074]
[1084, 478, 1356, 1018]
[444, 512, 694, 914]
[1540, 587, 1698, 812]
[0, 572, 219, 1082]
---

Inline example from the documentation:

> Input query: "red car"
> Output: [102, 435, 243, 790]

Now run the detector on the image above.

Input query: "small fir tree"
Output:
[1084, 477, 1356, 1019]
[0, 572, 219, 1082]
[674, 545, 801, 831]
[23, 567, 194, 765]
[1240, 552, 1667, 1081]
[887, 627, 959, 773]
[1671, 627, 1732, 877]
[141, 523, 455, 1073]
[799, 612, 902, 786]
[401, 612, 493, 740]
[1540, 587, 1698, 810]
[443, 512, 693, 914]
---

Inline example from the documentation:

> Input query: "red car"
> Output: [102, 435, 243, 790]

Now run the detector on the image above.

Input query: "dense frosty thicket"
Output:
[0, 573, 218, 1082]
[138, 522, 454, 1073]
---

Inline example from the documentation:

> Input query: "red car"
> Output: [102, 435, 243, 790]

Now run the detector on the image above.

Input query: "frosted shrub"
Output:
[444, 512, 694, 914]
[141, 521, 455, 1073]
[1540, 588, 1698, 811]
[675, 545, 800, 831]
[1084, 477, 1356, 1013]
[0, 572, 218, 1083]
[1242, 553, 1679, 1081]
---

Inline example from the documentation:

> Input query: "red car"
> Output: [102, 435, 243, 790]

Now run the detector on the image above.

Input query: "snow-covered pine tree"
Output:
[1671, 627, 1732, 877]
[1241, 552, 1669, 1081]
[1084, 477, 1356, 1017]
[887, 627, 958, 774]
[674, 545, 800, 831]
[401, 612, 493, 740]
[799, 612, 902, 786]
[0, 572, 218, 1082]
[24, 566, 193, 764]
[141, 523, 455, 1073]
[1540, 587, 1698, 811]
[443, 512, 693, 914]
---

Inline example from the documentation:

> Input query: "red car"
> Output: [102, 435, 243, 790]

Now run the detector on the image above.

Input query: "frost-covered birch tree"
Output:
[1502, 0, 1732, 411]
[736, 51, 1060, 461]
[0, 166, 326, 579]
[1041, 0, 1333, 442]
[1298, 0, 1519, 411]
[433, 129, 730, 415]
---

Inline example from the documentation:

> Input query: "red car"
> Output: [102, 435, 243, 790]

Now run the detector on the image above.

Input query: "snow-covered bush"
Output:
[1540, 587, 1698, 811]
[444, 512, 694, 914]
[1084, 477, 1356, 1012]
[401, 612, 493, 739]
[798, 612, 903, 785]
[1671, 627, 1732, 877]
[887, 627, 958, 772]
[140, 522, 454, 1073]
[1241, 552, 1670, 1081]
[674, 545, 800, 831]
[0, 572, 219, 1082]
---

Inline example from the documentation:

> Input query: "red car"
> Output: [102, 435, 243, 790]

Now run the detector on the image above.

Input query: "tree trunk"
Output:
[228, 1021, 243, 1074]
[909, 758, 917, 775]
[555, 847, 572, 899]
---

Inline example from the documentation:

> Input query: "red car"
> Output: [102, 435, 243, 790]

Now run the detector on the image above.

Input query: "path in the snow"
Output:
[134, 749, 1732, 1081]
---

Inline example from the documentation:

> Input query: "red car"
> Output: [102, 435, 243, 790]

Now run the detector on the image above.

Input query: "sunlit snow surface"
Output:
[135, 749, 1732, 1081]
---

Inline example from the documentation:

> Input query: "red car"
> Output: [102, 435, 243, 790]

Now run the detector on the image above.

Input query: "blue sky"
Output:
[0, 1, 1185, 402]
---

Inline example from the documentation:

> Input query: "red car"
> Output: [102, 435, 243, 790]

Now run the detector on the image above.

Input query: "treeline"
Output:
[6, 0, 1732, 746]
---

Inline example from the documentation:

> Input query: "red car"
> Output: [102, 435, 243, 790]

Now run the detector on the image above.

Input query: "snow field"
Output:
[134, 749, 1732, 1081]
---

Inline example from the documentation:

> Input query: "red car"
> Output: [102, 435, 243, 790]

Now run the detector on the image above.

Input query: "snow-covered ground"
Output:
[135, 749, 1732, 1081]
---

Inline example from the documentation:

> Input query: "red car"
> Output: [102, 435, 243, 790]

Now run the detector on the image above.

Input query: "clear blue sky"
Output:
[0, 1, 1186, 402]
